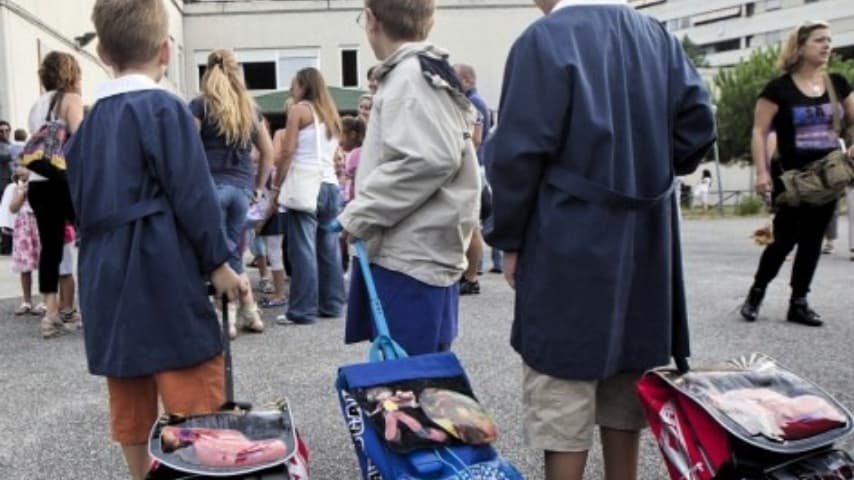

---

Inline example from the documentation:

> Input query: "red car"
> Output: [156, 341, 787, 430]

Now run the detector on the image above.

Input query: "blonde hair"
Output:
[366, 0, 435, 41]
[92, 0, 168, 70]
[294, 68, 341, 139]
[778, 21, 830, 73]
[201, 49, 256, 146]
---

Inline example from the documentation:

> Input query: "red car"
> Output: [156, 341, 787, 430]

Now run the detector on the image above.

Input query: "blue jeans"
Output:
[286, 183, 346, 323]
[216, 184, 252, 274]
[491, 246, 503, 270]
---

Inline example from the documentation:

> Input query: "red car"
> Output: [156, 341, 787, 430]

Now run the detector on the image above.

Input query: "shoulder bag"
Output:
[278, 103, 324, 214]
[776, 74, 854, 207]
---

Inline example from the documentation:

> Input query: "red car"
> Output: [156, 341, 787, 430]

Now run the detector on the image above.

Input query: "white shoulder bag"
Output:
[278, 103, 325, 213]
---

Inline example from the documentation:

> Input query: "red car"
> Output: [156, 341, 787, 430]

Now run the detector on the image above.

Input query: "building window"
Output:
[195, 49, 319, 92]
[341, 49, 359, 88]
[701, 38, 742, 54]
[691, 6, 742, 27]
[277, 55, 319, 89]
[764, 0, 781, 11]
[242, 62, 277, 90]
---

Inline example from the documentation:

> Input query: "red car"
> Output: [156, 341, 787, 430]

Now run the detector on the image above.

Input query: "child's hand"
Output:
[211, 264, 248, 302]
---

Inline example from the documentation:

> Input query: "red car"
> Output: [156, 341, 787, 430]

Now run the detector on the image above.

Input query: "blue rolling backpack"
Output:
[335, 240, 524, 480]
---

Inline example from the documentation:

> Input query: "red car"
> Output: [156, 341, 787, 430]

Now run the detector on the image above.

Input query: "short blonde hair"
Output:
[778, 20, 830, 73]
[92, 0, 168, 70]
[366, 0, 434, 41]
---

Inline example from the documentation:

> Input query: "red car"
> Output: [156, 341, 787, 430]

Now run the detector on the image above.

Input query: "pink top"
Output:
[344, 147, 361, 202]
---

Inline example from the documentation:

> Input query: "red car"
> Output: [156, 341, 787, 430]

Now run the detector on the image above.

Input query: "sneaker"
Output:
[489, 267, 503, 274]
[787, 298, 823, 327]
[39, 314, 65, 339]
[32, 303, 47, 316]
[821, 241, 834, 254]
[239, 305, 265, 333]
[460, 279, 480, 295]
[60, 309, 83, 330]
[739, 287, 765, 322]
[15, 303, 32, 316]
[260, 297, 288, 308]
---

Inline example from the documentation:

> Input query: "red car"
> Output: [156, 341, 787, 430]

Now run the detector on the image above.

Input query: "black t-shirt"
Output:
[760, 73, 852, 172]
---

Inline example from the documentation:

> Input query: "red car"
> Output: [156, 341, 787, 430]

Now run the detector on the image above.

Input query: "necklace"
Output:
[795, 73, 824, 95]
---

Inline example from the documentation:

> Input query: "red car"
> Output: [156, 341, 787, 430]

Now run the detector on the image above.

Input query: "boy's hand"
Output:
[211, 264, 248, 302]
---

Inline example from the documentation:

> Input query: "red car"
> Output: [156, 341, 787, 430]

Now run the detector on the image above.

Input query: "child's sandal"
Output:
[15, 303, 32, 315]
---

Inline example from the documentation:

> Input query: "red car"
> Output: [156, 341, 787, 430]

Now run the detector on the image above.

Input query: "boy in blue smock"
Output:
[65, 1, 247, 479]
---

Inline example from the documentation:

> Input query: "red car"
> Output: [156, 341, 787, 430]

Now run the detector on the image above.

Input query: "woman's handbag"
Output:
[19, 92, 69, 181]
[776, 75, 854, 207]
[278, 104, 324, 214]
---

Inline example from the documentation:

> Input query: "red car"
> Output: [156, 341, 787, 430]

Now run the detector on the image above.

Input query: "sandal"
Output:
[238, 305, 264, 333]
[60, 309, 83, 330]
[259, 297, 288, 308]
[40, 314, 66, 339]
[32, 303, 47, 316]
[15, 303, 32, 316]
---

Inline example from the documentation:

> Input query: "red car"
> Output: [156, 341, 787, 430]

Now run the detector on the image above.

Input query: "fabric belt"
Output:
[546, 168, 676, 210]
[79, 198, 168, 238]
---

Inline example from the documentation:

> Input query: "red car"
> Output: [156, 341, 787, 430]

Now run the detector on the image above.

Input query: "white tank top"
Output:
[292, 106, 339, 185]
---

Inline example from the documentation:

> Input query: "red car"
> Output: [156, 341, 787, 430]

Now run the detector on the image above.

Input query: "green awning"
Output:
[253, 86, 367, 115]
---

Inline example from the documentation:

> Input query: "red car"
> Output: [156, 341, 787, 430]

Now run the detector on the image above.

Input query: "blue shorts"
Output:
[345, 263, 459, 356]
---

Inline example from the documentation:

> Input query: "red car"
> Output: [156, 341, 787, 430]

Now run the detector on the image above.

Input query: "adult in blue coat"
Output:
[484, 0, 716, 478]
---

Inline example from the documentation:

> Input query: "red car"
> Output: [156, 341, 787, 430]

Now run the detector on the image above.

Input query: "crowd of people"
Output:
[1, 0, 852, 479]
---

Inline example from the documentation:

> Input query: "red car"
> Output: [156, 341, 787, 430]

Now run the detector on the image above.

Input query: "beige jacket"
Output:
[338, 43, 480, 287]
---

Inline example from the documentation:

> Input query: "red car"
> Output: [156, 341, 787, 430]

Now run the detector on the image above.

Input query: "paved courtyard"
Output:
[0, 216, 852, 479]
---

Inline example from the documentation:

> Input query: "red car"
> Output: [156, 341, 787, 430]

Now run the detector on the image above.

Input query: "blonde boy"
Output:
[65, 1, 246, 478]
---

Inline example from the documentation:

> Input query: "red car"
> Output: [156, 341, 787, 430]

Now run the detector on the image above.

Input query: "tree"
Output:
[682, 36, 708, 68]
[714, 46, 854, 164]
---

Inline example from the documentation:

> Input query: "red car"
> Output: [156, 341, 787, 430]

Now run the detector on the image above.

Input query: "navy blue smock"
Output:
[484, 4, 716, 380]
[66, 75, 231, 378]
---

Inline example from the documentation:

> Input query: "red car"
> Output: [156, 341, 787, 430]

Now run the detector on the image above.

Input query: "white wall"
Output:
[0, 0, 185, 129]
[183, 1, 540, 109]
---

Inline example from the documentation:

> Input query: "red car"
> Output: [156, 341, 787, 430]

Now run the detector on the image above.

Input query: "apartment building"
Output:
[631, 0, 854, 66]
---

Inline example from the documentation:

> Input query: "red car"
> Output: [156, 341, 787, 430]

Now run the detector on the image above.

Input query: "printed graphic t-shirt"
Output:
[760, 73, 852, 172]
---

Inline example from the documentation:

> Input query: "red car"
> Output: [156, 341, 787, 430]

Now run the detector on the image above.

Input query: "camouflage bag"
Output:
[776, 75, 854, 207]
[776, 150, 854, 207]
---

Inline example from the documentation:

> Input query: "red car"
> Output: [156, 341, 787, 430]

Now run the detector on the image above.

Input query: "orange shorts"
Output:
[106, 355, 225, 445]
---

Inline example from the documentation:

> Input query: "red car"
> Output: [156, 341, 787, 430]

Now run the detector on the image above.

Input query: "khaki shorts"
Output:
[106, 355, 225, 445]
[522, 364, 647, 452]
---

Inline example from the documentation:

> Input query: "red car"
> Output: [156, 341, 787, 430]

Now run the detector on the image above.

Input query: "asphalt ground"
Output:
[0, 216, 852, 479]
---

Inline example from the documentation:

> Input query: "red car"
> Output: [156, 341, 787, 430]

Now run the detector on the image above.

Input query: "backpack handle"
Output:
[353, 239, 408, 362]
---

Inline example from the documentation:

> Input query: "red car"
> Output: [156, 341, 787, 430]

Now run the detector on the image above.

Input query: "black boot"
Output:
[787, 298, 823, 327]
[739, 287, 765, 322]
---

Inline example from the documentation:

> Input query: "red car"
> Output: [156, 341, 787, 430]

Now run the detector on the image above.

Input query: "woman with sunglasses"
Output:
[740, 21, 854, 327]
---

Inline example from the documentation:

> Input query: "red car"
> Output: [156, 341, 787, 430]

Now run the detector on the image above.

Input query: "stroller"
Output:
[145, 294, 309, 480]
[335, 240, 524, 479]
[637, 353, 854, 479]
